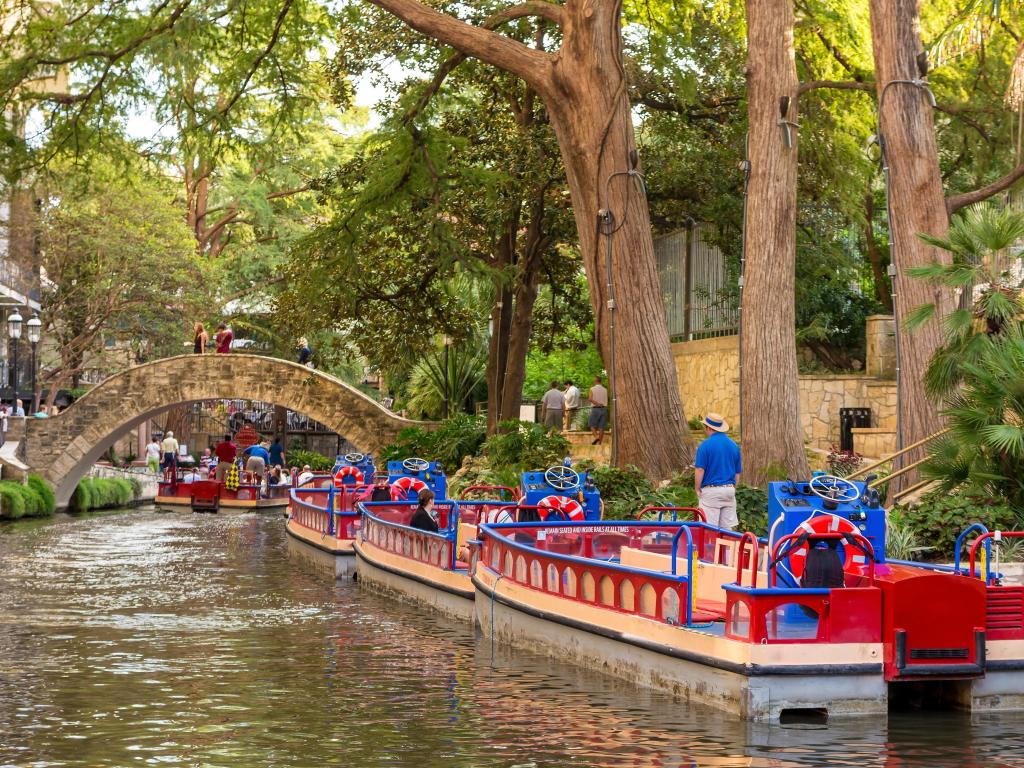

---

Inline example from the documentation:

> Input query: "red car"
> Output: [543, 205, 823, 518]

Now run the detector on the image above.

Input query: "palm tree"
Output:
[906, 202, 1024, 397]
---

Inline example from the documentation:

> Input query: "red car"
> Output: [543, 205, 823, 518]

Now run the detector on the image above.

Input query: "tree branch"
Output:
[946, 163, 1024, 214]
[797, 79, 875, 96]
[367, 0, 554, 92]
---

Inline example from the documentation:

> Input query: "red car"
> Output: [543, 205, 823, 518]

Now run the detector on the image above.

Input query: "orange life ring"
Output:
[787, 514, 862, 579]
[334, 466, 364, 487]
[537, 494, 585, 522]
[391, 476, 428, 501]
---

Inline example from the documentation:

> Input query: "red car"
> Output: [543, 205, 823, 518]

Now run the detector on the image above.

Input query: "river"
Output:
[0, 508, 1022, 767]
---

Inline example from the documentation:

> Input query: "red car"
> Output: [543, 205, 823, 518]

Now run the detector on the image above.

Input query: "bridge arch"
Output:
[21, 354, 429, 508]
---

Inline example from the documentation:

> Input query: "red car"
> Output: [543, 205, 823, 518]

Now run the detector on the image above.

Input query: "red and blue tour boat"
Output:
[471, 473, 1024, 721]
[156, 465, 291, 512]
[286, 455, 444, 578]
[353, 464, 605, 620]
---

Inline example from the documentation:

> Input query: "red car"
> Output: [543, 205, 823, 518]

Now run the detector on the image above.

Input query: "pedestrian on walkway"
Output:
[588, 376, 608, 444]
[160, 431, 179, 473]
[563, 379, 581, 432]
[693, 413, 742, 530]
[145, 437, 161, 474]
[214, 323, 233, 354]
[213, 434, 237, 482]
[541, 381, 564, 431]
[193, 322, 208, 354]
[13, 399, 24, 418]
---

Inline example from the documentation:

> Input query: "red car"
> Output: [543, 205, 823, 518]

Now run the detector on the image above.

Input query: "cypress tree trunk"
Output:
[740, 0, 809, 484]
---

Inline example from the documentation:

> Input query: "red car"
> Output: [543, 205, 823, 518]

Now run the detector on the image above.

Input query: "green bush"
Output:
[483, 420, 569, 472]
[71, 477, 135, 513]
[28, 475, 56, 515]
[127, 476, 142, 499]
[0, 483, 26, 519]
[735, 484, 769, 537]
[380, 414, 486, 472]
[288, 449, 334, 471]
[891, 492, 1019, 560]
[19, 484, 44, 517]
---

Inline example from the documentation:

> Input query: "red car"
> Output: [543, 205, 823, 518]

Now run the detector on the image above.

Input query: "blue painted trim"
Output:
[722, 584, 831, 596]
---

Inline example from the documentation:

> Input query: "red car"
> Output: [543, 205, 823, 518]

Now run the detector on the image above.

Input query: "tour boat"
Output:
[471, 474, 1024, 722]
[286, 456, 446, 579]
[353, 464, 605, 618]
[155, 466, 290, 511]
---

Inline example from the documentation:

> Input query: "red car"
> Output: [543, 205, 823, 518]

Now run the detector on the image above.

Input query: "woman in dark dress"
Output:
[409, 488, 439, 533]
[193, 322, 208, 354]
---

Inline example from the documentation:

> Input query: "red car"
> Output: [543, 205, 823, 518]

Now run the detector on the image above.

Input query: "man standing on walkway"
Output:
[213, 434, 237, 482]
[541, 381, 564, 431]
[160, 431, 179, 473]
[563, 379, 581, 432]
[693, 413, 742, 530]
[145, 437, 162, 474]
[588, 376, 608, 445]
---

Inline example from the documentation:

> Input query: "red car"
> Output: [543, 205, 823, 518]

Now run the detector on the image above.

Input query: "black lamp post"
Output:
[7, 310, 22, 407]
[442, 335, 452, 419]
[27, 313, 40, 414]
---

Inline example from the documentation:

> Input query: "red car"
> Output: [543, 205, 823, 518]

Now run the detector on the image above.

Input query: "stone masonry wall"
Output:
[672, 331, 897, 454]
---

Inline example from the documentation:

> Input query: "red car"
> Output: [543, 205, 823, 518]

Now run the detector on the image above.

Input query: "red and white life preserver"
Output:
[537, 494, 585, 522]
[391, 476, 428, 501]
[786, 514, 863, 579]
[334, 466, 364, 487]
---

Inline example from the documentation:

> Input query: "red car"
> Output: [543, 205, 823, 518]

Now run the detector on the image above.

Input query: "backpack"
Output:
[224, 460, 241, 492]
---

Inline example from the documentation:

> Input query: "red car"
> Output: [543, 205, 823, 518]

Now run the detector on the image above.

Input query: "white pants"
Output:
[699, 485, 738, 530]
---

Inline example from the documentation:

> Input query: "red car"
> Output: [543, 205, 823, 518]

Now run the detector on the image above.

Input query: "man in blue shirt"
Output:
[243, 440, 271, 491]
[693, 413, 742, 530]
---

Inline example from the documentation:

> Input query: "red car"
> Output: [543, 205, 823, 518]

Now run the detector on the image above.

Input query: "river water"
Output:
[0, 508, 1023, 767]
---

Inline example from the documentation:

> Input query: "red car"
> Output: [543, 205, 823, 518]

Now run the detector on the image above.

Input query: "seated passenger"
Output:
[409, 488, 439, 533]
[370, 473, 392, 502]
[297, 465, 314, 485]
[801, 541, 845, 589]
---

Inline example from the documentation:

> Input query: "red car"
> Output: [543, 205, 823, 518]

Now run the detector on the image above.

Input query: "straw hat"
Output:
[701, 413, 729, 433]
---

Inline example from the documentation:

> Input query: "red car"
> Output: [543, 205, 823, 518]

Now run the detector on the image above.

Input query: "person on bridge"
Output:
[213, 434, 237, 482]
[297, 337, 313, 367]
[160, 431, 179, 473]
[410, 488, 439, 533]
[145, 437, 161, 474]
[693, 413, 742, 531]
[214, 323, 233, 354]
[193, 322, 208, 354]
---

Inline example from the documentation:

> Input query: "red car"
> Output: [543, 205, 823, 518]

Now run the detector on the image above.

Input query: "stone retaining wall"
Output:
[672, 328, 897, 455]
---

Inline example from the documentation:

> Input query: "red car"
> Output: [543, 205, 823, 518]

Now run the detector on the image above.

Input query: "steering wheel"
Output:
[809, 474, 859, 503]
[344, 452, 366, 464]
[403, 457, 430, 473]
[544, 465, 580, 491]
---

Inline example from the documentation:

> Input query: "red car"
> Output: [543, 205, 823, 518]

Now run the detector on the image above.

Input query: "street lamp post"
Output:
[7, 310, 22, 408]
[27, 314, 41, 414]
[442, 336, 452, 419]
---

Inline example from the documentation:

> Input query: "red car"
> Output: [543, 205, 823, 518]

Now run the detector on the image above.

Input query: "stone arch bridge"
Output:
[22, 354, 427, 508]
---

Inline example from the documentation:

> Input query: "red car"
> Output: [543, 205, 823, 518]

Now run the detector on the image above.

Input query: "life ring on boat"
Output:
[391, 476, 428, 501]
[537, 494, 585, 522]
[334, 466, 364, 487]
[786, 514, 862, 579]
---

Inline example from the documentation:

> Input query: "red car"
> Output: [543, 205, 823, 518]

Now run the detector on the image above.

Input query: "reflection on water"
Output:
[0, 509, 1022, 767]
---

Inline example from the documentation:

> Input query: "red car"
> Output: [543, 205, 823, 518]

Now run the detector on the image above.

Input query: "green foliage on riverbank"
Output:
[288, 449, 335, 472]
[382, 415, 488, 472]
[0, 475, 58, 519]
[72, 478, 138, 513]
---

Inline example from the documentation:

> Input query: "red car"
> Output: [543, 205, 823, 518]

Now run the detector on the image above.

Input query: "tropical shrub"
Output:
[885, 509, 933, 562]
[71, 478, 136, 513]
[735, 485, 769, 537]
[922, 331, 1024, 510]
[28, 475, 57, 515]
[890, 493, 1018, 560]
[288, 448, 335, 471]
[483, 420, 569, 472]
[826, 446, 863, 477]
[380, 414, 486, 471]
[0, 483, 26, 519]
